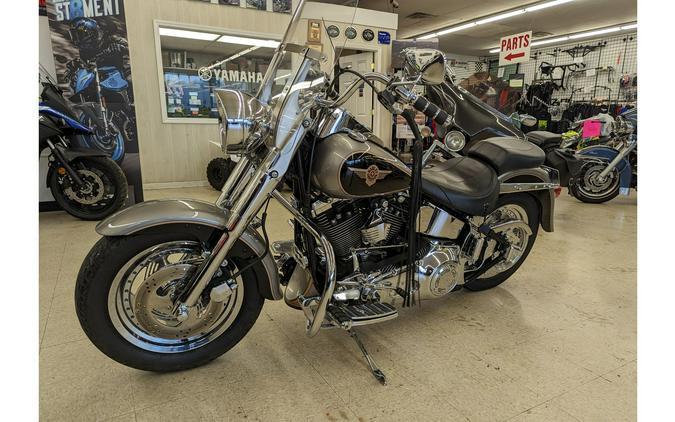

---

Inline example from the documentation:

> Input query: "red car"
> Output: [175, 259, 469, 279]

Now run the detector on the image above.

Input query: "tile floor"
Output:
[39, 187, 636, 421]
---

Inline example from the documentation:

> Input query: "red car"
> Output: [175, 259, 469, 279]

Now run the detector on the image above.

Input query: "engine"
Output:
[310, 195, 464, 303]
[312, 196, 408, 259]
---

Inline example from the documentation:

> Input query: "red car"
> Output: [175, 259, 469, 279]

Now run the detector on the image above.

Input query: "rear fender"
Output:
[577, 145, 632, 191]
[498, 167, 558, 232]
[96, 199, 281, 300]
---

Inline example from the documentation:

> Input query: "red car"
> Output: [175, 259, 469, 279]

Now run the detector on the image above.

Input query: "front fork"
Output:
[597, 140, 636, 180]
[48, 138, 85, 187]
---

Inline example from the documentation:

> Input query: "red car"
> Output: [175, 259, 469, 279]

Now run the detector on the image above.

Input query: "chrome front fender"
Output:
[96, 199, 281, 300]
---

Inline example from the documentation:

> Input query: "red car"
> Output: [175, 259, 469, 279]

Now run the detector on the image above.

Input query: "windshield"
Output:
[257, 0, 359, 105]
[253, 0, 360, 149]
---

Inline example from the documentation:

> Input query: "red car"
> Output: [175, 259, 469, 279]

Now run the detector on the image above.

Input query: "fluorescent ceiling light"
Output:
[525, 0, 574, 13]
[159, 28, 220, 41]
[437, 22, 477, 35]
[489, 48, 501, 53]
[568, 27, 621, 39]
[476, 10, 526, 25]
[531, 36, 570, 46]
[621, 23, 638, 30]
[217, 35, 279, 48]
[417, 33, 438, 40]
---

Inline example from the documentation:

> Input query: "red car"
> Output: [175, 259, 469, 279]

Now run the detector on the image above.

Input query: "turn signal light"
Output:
[554, 187, 562, 198]
[57, 167, 66, 176]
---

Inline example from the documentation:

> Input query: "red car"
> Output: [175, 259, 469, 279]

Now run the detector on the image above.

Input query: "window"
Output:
[157, 24, 288, 121]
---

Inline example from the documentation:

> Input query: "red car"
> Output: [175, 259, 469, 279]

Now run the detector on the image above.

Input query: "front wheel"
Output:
[49, 156, 127, 220]
[463, 193, 540, 292]
[75, 225, 265, 372]
[569, 161, 620, 203]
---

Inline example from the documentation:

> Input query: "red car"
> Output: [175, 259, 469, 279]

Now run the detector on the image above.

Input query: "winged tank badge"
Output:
[349, 164, 392, 187]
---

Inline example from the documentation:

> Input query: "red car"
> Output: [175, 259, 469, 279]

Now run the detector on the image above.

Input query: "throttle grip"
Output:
[412, 95, 453, 127]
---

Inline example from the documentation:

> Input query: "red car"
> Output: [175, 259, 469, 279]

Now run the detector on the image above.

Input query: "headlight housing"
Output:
[214, 89, 270, 154]
[444, 130, 466, 152]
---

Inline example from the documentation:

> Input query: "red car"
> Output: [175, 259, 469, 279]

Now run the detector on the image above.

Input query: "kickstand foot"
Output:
[348, 329, 387, 385]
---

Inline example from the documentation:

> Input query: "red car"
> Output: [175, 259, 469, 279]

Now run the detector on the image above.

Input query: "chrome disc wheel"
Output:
[577, 163, 619, 199]
[107, 241, 244, 353]
[479, 204, 531, 279]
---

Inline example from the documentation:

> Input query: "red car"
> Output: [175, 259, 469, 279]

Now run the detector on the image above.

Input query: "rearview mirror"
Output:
[520, 114, 537, 127]
[403, 48, 447, 86]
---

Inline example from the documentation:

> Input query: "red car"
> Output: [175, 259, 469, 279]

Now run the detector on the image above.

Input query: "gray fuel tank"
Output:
[311, 132, 411, 199]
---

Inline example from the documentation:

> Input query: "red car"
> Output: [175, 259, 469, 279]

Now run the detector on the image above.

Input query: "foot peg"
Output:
[327, 302, 398, 329]
[348, 329, 387, 385]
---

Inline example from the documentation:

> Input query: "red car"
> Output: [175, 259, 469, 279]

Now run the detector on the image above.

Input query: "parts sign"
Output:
[498, 31, 532, 67]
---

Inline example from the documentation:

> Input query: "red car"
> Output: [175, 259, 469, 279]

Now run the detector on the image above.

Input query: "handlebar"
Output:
[410, 94, 453, 128]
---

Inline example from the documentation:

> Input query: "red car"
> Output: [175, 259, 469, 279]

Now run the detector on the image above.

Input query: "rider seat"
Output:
[526, 131, 562, 151]
[467, 137, 545, 175]
[422, 157, 499, 216]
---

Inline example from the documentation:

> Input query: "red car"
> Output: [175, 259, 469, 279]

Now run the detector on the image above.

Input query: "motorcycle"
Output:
[425, 79, 635, 204]
[75, 0, 558, 384]
[570, 110, 637, 203]
[40, 67, 128, 220]
[55, 53, 135, 163]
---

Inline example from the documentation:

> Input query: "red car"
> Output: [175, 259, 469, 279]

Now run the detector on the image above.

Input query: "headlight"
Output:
[214, 89, 270, 154]
[444, 130, 466, 152]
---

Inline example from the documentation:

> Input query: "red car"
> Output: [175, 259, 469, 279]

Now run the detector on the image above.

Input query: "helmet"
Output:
[69, 18, 102, 49]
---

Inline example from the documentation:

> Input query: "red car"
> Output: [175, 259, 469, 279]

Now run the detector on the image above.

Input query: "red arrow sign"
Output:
[504, 52, 525, 61]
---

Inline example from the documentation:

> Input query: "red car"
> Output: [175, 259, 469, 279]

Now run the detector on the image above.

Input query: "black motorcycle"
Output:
[426, 81, 583, 195]
[40, 70, 127, 220]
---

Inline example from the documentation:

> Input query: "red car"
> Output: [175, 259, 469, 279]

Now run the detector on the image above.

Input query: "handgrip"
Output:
[412, 95, 453, 127]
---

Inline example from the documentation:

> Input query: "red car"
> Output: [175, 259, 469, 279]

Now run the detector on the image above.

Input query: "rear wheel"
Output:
[49, 156, 127, 220]
[464, 193, 539, 291]
[75, 225, 265, 372]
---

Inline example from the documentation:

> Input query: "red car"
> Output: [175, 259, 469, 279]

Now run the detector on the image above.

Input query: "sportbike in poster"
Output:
[46, 0, 143, 204]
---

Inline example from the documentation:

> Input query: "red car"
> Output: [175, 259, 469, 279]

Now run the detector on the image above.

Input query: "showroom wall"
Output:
[125, 0, 397, 188]
[124, 0, 292, 187]
[515, 32, 638, 103]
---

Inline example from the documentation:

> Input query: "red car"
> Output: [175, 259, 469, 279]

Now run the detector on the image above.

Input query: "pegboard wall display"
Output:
[518, 32, 637, 104]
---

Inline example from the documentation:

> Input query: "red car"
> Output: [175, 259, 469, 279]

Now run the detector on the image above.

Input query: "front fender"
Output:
[499, 167, 557, 232]
[577, 145, 632, 191]
[96, 199, 281, 300]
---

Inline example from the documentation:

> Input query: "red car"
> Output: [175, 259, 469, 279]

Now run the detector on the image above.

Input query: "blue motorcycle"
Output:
[56, 54, 134, 163]
[569, 110, 637, 203]
[40, 68, 127, 220]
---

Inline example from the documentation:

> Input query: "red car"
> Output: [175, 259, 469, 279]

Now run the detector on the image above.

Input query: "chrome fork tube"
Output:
[597, 141, 636, 179]
[182, 150, 279, 308]
[216, 158, 251, 208]
[271, 190, 336, 337]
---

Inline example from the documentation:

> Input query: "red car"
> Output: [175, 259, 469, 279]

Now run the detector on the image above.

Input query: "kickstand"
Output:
[348, 329, 387, 385]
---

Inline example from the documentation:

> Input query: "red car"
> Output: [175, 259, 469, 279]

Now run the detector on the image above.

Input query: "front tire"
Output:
[570, 161, 620, 203]
[464, 193, 540, 292]
[75, 225, 265, 372]
[49, 156, 127, 221]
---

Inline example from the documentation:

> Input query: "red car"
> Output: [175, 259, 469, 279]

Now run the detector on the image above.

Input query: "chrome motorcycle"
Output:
[75, 0, 558, 384]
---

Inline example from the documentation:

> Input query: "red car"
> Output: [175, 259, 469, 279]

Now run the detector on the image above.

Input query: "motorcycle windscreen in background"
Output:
[46, 0, 143, 204]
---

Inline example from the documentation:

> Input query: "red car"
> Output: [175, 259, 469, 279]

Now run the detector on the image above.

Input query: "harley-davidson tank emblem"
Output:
[350, 164, 392, 187]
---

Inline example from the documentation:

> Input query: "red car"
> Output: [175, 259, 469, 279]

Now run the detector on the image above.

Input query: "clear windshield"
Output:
[256, 0, 360, 105]
[254, 0, 360, 149]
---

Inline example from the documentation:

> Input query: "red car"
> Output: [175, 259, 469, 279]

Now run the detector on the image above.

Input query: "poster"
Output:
[46, 0, 143, 204]
[246, 0, 266, 10]
[273, 0, 291, 13]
